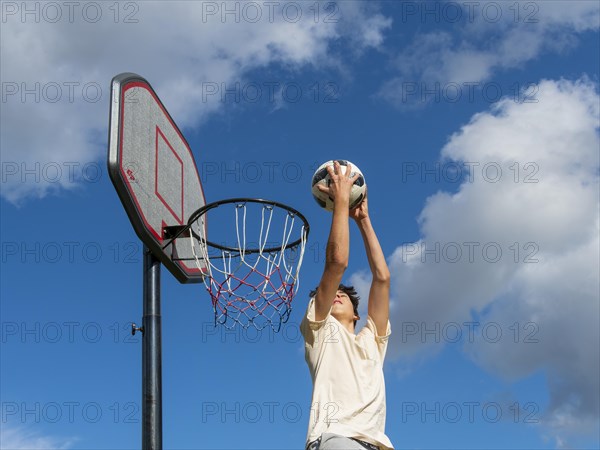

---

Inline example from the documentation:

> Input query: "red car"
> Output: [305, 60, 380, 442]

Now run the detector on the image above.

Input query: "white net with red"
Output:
[189, 201, 308, 331]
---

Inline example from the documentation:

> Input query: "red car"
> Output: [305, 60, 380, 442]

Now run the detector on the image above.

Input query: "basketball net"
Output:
[189, 201, 308, 331]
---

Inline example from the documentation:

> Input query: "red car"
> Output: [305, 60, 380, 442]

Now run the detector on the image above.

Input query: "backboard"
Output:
[108, 73, 207, 283]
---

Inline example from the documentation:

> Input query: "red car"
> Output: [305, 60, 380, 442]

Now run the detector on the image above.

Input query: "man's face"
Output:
[331, 290, 357, 323]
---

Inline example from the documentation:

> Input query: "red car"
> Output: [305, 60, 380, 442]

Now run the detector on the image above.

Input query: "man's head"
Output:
[309, 284, 360, 328]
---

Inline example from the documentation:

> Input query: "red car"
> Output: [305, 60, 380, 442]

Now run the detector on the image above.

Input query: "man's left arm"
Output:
[351, 197, 390, 335]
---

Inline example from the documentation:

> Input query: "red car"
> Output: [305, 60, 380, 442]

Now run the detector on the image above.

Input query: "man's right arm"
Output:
[314, 161, 359, 320]
[314, 197, 349, 320]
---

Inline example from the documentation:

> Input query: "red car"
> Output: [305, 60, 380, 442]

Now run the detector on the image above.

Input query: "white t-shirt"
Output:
[300, 297, 394, 450]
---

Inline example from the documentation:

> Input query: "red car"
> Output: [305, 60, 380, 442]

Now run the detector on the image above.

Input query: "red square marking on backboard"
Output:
[155, 126, 184, 224]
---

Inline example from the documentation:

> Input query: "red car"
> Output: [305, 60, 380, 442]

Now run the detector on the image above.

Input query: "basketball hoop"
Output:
[110, 73, 311, 447]
[181, 198, 309, 331]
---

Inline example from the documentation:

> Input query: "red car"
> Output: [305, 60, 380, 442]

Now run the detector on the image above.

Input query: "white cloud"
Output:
[333, 2, 392, 53]
[381, 78, 599, 439]
[0, 1, 391, 205]
[0, 425, 77, 449]
[377, 1, 599, 106]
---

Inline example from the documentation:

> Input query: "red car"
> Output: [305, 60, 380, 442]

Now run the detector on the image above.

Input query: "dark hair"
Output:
[309, 284, 360, 328]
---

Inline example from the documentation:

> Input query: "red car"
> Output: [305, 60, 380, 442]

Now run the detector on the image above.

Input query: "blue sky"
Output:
[1, 1, 599, 449]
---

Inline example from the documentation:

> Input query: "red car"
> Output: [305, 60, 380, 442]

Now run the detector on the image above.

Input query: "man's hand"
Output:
[349, 192, 369, 222]
[316, 161, 361, 209]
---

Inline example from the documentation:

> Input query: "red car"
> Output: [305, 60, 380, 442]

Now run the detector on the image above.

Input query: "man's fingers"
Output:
[326, 161, 361, 183]
[344, 162, 361, 182]
[326, 164, 336, 177]
[316, 184, 330, 194]
[345, 162, 353, 177]
[333, 160, 341, 175]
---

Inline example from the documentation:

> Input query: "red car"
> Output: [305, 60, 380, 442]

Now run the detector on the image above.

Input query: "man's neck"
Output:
[332, 314, 356, 334]
[344, 322, 356, 334]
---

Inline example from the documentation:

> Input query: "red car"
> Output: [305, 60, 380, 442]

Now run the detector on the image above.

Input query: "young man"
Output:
[300, 161, 394, 450]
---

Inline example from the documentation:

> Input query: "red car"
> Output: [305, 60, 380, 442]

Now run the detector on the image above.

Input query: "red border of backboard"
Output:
[113, 79, 207, 280]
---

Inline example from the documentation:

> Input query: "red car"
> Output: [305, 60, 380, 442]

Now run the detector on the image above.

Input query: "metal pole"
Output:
[142, 246, 162, 449]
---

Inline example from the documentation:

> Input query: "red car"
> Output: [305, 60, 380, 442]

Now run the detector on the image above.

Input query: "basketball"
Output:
[311, 160, 366, 211]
